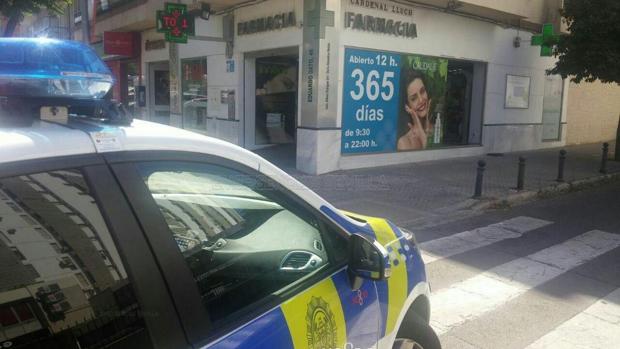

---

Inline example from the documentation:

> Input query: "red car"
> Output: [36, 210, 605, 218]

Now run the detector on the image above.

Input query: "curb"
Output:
[470, 172, 620, 211]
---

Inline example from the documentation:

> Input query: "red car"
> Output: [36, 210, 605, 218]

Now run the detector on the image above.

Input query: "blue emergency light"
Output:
[0, 38, 113, 99]
[0, 38, 132, 126]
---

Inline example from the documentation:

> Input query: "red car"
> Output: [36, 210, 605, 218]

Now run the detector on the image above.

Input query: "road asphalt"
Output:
[415, 180, 620, 349]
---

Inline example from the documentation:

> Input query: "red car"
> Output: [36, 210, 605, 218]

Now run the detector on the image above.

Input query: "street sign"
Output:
[156, 3, 195, 44]
[531, 23, 560, 57]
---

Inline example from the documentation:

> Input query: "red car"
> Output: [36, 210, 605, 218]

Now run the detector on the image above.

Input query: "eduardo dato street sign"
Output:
[156, 3, 195, 44]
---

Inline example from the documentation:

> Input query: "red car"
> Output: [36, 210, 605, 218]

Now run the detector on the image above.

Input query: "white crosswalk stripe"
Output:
[429, 230, 620, 335]
[420, 216, 552, 264]
[525, 287, 620, 349]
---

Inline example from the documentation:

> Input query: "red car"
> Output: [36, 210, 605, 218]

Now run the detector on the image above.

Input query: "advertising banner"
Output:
[341, 48, 448, 154]
[103, 32, 138, 57]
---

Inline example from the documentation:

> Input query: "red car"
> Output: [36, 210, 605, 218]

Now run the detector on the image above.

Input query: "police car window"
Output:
[0, 170, 153, 349]
[137, 162, 344, 324]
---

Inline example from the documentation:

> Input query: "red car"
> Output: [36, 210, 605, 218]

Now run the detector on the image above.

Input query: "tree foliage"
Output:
[1, 0, 72, 37]
[550, 0, 620, 84]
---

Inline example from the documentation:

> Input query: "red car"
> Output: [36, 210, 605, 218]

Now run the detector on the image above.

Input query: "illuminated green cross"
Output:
[156, 2, 195, 44]
[305, 0, 334, 39]
[531, 23, 560, 57]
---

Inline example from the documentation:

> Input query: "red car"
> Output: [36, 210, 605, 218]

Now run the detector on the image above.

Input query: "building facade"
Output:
[15, 0, 612, 175]
[565, 81, 620, 146]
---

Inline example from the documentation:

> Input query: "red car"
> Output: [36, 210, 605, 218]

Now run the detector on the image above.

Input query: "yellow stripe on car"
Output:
[281, 277, 347, 349]
[366, 217, 409, 336]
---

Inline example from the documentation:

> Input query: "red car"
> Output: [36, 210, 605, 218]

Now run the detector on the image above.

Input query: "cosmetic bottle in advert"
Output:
[433, 112, 442, 144]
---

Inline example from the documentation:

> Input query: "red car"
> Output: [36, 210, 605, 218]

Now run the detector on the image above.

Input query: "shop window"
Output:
[341, 48, 485, 154]
[396, 58, 478, 150]
[443, 60, 474, 146]
[181, 58, 208, 133]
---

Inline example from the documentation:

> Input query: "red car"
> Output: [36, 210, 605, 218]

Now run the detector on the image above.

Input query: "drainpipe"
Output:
[79, 0, 90, 43]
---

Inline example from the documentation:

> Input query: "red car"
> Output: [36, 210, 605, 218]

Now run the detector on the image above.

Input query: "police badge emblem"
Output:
[306, 296, 338, 349]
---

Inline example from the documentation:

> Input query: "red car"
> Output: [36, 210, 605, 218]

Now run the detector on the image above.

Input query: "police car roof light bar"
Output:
[0, 38, 132, 126]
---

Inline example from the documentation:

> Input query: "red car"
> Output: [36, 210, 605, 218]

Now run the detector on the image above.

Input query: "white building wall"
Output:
[323, 1, 568, 172]
[232, 0, 304, 148]
[137, 0, 569, 173]
[233, 0, 303, 53]
[141, 28, 170, 122]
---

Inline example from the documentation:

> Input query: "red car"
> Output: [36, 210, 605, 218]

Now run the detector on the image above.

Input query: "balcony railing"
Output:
[96, 0, 138, 16]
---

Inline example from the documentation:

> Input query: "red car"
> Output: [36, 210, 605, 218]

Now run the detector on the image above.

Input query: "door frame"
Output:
[148, 61, 171, 124]
[243, 47, 299, 150]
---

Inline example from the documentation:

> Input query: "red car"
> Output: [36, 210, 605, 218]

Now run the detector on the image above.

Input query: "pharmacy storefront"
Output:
[143, 0, 567, 175]
[300, 0, 567, 174]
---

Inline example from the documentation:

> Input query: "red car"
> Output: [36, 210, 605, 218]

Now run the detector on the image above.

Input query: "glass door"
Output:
[254, 55, 298, 145]
[149, 62, 170, 125]
[181, 58, 208, 134]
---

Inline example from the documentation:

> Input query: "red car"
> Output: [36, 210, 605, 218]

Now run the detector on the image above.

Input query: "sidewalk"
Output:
[257, 142, 620, 229]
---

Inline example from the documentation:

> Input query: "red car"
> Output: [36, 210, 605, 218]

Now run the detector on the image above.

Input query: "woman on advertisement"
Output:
[397, 69, 435, 151]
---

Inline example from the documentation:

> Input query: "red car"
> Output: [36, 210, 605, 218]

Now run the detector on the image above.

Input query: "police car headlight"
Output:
[399, 226, 419, 247]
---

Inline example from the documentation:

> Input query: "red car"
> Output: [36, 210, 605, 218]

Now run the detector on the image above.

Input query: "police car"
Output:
[0, 38, 439, 349]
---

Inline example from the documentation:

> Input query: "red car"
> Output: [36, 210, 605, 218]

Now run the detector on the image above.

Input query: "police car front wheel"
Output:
[393, 314, 441, 349]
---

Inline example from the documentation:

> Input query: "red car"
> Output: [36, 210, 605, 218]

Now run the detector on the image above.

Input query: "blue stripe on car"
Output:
[331, 270, 381, 348]
[208, 308, 293, 348]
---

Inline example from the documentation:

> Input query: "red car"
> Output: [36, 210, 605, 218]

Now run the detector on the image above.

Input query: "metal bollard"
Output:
[616, 115, 620, 161]
[473, 160, 486, 198]
[600, 142, 609, 174]
[557, 149, 566, 182]
[517, 156, 526, 191]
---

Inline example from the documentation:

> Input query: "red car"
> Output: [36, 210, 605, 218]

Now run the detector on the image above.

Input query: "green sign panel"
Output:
[156, 2, 195, 44]
[531, 23, 560, 57]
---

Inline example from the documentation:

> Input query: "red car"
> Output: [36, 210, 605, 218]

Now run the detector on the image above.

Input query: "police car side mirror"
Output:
[347, 233, 391, 290]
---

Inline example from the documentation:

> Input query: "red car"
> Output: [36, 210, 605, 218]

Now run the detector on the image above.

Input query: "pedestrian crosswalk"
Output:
[524, 287, 620, 349]
[416, 216, 620, 349]
[419, 216, 552, 264]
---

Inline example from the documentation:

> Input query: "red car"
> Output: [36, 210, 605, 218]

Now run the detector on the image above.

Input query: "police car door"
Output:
[107, 154, 383, 349]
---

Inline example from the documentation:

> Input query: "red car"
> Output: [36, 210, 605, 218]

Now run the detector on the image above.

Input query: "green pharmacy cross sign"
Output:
[156, 2, 195, 44]
[531, 23, 560, 57]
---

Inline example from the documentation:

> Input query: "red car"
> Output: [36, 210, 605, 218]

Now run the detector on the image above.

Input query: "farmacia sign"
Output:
[344, 12, 417, 38]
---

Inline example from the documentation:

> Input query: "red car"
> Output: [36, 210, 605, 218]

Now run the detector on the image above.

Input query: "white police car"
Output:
[0, 38, 439, 349]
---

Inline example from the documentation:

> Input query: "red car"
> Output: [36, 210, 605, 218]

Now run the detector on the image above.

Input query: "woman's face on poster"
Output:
[406, 78, 430, 118]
